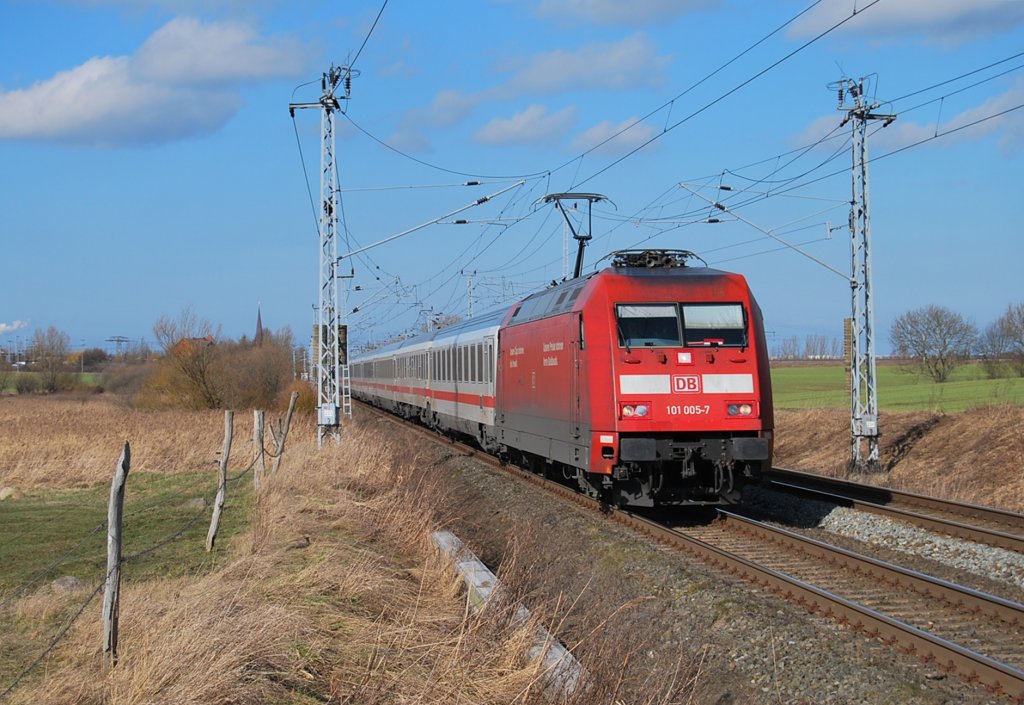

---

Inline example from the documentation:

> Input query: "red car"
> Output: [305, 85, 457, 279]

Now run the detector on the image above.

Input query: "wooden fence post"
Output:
[206, 411, 233, 552]
[269, 392, 299, 476]
[253, 410, 265, 491]
[102, 440, 130, 664]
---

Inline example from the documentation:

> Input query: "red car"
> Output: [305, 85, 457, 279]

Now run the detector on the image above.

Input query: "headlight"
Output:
[621, 403, 651, 418]
[727, 403, 754, 416]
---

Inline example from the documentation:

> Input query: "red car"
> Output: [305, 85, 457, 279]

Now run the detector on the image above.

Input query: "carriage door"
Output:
[570, 314, 583, 438]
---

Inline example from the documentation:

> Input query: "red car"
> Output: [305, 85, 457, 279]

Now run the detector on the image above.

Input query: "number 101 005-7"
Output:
[666, 404, 710, 415]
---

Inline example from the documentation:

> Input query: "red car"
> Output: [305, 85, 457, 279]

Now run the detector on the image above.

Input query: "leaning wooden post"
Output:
[206, 410, 233, 552]
[269, 392, 299, 476]
[103, 440, 130, 664]
[252, 410, 265, 491]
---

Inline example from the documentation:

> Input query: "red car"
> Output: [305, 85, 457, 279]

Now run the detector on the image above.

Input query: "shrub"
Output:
[276, 379, 316, 416]
[103, 362, 157, 401]
[15, 374, 39, 395]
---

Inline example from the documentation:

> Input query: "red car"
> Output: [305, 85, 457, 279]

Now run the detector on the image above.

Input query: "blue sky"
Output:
[1, 0, 1022, 355]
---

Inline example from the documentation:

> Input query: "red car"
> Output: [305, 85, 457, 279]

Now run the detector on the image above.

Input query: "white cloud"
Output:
[474, 104, 577, 145]
[792, 79, 1024, 155]
[788, 0, 1024, 44]
[56, 0, 275, 11]
[499, 34, 669, 95]
[0, 321, 28, 336]
[384, 129, 432, 154]
[882, 80, 1024, 153]
[568, 117, 659, 154]
[135, 17, 304, 83]
[0, 17, 308, 146]
[535, 0, 713, 25]
[407, 89, 484, 129]
[397, 34, 667, 151]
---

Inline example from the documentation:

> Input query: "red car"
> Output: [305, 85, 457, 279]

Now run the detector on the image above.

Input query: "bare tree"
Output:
[979, 319, 1011, 379]
[153, 307, 223, 409]
[829, 337, 842, 359]
[30, 326, 72, 392]
[890, 305, 977, 383]
[802, 334, 830, 360]
[775, 336, 800, 360]
[996, 302, 1024, 376]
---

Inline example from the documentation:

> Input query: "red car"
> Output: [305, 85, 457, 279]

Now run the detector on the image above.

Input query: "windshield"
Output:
[616, 304, 681, 347]
[681, 303, 747, 347]
[615, 302, 747, 348]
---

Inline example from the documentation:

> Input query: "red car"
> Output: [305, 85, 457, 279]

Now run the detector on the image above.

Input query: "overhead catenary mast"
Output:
[290, 65, 356, 447]
[834, 76, 895, 472]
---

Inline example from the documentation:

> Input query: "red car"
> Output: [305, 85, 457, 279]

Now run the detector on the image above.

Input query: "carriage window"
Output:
[681, 303, 747, 347]
[615, 304, 681, 347]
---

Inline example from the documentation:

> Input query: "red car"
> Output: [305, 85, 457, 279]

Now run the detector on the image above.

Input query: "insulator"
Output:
[838, 87, 844, 104]
[345, 74, 352, 94]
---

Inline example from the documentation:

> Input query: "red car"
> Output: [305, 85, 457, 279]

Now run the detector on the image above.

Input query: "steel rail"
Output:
[507, 464, 1024, 701]
[713, 510, 1024, 628]
[631, 511, 1024, 702]
[357, 403, 1024, 700]
[765, 467, 1024, 553]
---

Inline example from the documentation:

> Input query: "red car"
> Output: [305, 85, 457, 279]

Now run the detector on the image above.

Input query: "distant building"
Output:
[171, 336, 215, 356]
[255, 307, 265, 347]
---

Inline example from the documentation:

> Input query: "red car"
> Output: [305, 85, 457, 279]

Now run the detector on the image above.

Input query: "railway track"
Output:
[359, 403, 1024, 701]
[765, 466, 1024, 553]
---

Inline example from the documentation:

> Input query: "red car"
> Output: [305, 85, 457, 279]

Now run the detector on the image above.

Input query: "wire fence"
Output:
[0, 409, 288, 702]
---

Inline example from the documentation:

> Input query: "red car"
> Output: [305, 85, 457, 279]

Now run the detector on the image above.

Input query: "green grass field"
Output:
[0, 371, 104, 394]
[771, 362, 1024, 412]
[0, 472, 252, 597]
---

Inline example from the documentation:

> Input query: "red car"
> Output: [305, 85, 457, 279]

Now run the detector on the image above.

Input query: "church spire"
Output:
[255, 306, 264, 347]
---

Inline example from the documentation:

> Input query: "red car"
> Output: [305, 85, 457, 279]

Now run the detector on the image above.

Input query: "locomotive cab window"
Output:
[616, 304, 681, 347]
[681, 303, 747, 347]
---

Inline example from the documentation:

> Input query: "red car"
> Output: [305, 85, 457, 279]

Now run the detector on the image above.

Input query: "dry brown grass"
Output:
[22, 395, 1022, 703]
[0, 396, 314, 489]
[3, 402, 631, 704]
[775, 405, 1024, 512]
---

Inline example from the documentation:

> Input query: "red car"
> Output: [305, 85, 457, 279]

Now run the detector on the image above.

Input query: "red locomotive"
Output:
[351, 249, 773, 506]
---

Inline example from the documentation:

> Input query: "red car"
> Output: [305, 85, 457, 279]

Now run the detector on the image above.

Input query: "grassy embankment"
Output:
[769, 363, 1024, 512]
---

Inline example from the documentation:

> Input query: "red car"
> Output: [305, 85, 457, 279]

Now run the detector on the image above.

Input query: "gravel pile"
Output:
[390, 429, 1009, 704]
[743, 486, 1024, 592]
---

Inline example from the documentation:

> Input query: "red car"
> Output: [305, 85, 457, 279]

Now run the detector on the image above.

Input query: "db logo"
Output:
[672, 375, 701, 393]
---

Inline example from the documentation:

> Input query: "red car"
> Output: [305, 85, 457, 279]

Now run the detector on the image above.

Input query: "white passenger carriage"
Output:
[350, 309, 503, 447]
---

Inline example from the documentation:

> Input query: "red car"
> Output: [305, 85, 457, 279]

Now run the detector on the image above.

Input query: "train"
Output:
[350, 249, 773, 507]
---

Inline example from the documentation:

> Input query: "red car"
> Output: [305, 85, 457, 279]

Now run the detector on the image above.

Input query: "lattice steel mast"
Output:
[291, 65, 354, 447]
[835, 76, 895, 472]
